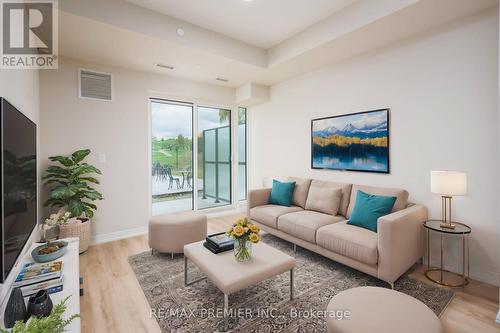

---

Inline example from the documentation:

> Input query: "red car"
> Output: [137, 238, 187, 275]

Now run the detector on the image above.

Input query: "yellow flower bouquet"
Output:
[226, 217, 260, 261]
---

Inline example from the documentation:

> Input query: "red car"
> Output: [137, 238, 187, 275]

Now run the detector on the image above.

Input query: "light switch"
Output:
[98, 153, 106, 164]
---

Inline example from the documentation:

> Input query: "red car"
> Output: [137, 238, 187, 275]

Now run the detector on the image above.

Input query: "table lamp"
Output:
[430, 171, 467, 229]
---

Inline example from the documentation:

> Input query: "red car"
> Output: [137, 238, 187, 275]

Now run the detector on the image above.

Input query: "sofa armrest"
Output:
[247, 188, 271, 213]
[377, 205, 427, 284]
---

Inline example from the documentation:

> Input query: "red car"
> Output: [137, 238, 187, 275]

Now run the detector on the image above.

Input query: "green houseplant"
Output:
[0, 297, 79, 333]
[43, 149, 103, 253]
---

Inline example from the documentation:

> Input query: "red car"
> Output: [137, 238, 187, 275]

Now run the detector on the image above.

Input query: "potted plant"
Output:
[43, 149, 103, 253]
[226, 217, 261, 261]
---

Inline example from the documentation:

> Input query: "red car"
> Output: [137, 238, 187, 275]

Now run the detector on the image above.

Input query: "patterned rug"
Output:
[129, 234, 453, 332]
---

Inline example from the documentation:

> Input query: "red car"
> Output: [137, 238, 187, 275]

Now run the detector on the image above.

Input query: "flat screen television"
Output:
[0, 98, 37, 283]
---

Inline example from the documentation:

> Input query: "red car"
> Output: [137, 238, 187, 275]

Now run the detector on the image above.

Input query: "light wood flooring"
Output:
[79, 214, 500, 333]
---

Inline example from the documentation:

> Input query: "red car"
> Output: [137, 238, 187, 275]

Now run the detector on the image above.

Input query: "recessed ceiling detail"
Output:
[58, 0, 499, 88]
[125, 0, 357, 48]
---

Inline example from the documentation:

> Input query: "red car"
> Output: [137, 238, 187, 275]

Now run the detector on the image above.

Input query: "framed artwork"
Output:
[311, 108, 390, 173]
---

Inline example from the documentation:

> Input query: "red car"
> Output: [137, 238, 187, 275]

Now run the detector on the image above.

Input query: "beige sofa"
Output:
[248, 178, 427, 287]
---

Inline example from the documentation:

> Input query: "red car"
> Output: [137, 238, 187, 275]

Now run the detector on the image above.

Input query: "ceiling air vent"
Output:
[79, 69, 112, 101]
[216, 77, 229, 83]
[155, 63, 175, 70]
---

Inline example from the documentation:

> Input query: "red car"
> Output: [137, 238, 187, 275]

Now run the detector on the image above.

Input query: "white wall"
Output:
[249, 9, 499, 285]
[0, 69, 40, 302]
[40, 57, 235, 242]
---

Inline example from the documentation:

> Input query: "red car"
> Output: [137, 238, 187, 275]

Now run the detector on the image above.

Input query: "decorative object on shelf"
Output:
[27, 289, 53, 318]
[424, 220, 471, 287]
[42, 149, 103, 253]
[311, 109, 389, 173]
[43, 225, 59, 242]
[3, 287, 27, 328]
[226, 217, 260, 262]
[42, 211, 71, 242]
[0, 296, 79, 333]
[430, 170, 467, 229]
[31, 241, 68, 263]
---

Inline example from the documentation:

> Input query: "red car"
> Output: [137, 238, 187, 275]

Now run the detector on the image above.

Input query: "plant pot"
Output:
[234, 238, 252, 262]
[59, 219, 91, 253]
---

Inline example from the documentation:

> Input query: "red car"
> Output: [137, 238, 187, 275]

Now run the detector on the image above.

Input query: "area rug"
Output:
[129, 234, 453, 332]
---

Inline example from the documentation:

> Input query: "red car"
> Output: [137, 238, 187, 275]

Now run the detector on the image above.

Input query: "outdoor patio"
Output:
[152, 178, 230, 215]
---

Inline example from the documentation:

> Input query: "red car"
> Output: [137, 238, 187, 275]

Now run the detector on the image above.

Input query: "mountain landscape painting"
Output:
[311, 109, 389, 173]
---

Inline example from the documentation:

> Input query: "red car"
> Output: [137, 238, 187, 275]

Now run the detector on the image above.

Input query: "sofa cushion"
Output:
[278, 211, 345, 243]
[307, 180, 352, 217]
[348, 190, 397, 232]
[305, 185, 342, 216]
[288, 177, 312, 208]
[269, 179, 296, 206]
[316, 221, 378, 265]
[346, 184, 409, 218]
[250, 205, 303, 229]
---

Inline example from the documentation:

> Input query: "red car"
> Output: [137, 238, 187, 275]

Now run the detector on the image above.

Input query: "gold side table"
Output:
[424, 219, 471, 287]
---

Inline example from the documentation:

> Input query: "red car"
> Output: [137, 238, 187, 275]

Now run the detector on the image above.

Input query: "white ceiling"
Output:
[125, 0, 357, 48]
[58, 0, 499, 88]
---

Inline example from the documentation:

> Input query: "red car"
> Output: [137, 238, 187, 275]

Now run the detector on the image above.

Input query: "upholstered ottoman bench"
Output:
[149, 211, 207, 258]
[326, 286, 442, 333]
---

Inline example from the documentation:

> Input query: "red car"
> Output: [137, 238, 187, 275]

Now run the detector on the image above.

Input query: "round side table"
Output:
[423, 220, 471, 287]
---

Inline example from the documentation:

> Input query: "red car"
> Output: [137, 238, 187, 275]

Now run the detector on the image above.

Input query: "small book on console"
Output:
[20, 276, 64, 297]
[13, 261, 63, 288]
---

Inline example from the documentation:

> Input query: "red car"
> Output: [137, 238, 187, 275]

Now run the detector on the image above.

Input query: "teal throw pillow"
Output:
[269, 180, 296, 207]
[347, 190, 397, 232]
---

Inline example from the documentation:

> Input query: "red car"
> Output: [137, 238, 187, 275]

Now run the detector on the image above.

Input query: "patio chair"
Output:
[186, 170, 192, 189]
[166, 167, 181, 190]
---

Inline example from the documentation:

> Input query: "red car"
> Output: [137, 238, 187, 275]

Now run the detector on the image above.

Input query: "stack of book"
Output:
[13, 261, 64, 298]
[203, 232, 234, 254]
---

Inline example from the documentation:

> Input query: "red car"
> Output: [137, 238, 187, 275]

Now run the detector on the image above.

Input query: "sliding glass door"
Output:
[151, 100, 193, 215]
[151, 99, 245, 215]
[197, 106, 231, 209]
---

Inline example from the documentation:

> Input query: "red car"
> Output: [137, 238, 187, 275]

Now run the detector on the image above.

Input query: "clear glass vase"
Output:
[234, 238, 252, 261]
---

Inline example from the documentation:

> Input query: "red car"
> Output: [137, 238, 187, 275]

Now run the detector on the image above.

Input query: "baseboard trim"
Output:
[91, 207, 246, 246]
[91, 226, 148, 245]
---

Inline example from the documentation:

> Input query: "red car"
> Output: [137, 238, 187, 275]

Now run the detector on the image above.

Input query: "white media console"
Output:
[0, 237, 80, 332]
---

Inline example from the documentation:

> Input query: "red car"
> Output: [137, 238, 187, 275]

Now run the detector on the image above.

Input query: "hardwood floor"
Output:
[79, 214, 499, 333]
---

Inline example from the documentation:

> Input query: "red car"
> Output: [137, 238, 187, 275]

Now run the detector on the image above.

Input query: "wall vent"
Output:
[79, 69, 112, 101]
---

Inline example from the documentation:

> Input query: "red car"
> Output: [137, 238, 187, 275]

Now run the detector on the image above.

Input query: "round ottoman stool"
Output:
[149, 211, 207, 258]
[326, 287, 442, 333]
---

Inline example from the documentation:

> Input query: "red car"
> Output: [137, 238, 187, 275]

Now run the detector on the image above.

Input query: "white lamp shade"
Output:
[430, 171, 467, 196]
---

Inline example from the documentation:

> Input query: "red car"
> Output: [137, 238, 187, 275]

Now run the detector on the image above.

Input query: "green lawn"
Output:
[152, 148, 192, 175]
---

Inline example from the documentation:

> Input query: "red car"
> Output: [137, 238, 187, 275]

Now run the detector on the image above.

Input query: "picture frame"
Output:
[311, 108, 390, 173]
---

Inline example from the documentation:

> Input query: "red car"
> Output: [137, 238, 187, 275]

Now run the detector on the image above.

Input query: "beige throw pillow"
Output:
[305, 186, 342, 216]
[288, 177, 312, 208]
